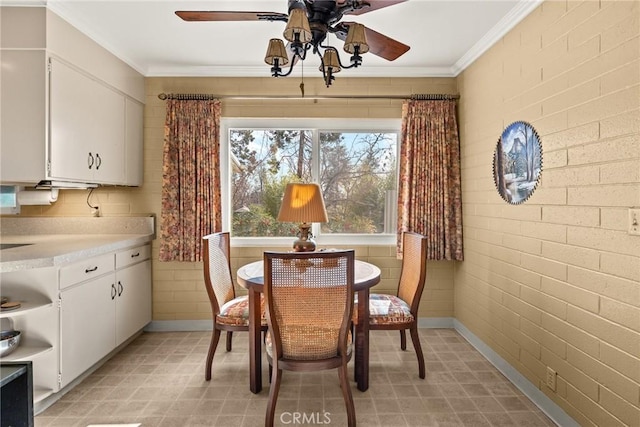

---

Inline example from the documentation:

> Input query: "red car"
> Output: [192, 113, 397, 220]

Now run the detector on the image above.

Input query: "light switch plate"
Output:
[629, 208, 640, 235]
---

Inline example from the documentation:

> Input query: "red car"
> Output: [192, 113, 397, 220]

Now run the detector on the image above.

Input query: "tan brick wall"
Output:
[456, 1, 640, 426]
[20, 76, 458, 322]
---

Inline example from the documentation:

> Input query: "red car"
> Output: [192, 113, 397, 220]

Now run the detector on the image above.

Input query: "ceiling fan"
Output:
[175, 0, 410, 87]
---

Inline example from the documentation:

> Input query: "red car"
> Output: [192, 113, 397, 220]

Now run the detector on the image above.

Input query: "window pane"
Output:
[230, 129, 312, 237]
[0, 185, 20, 215]
[319, 132, 397, 234]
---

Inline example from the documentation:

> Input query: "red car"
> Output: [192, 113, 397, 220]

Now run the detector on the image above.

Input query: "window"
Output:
[221, 119, 400, 247]
[0, 185, 20, 215]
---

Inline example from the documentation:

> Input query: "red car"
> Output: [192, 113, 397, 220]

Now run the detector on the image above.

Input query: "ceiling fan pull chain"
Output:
[300, 59, 305, 97]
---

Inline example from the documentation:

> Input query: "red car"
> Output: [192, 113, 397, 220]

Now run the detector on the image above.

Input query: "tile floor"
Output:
[35, 329, 557, 427]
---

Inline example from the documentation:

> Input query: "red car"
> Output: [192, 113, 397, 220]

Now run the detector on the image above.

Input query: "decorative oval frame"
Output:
[493, 121, 543, 205]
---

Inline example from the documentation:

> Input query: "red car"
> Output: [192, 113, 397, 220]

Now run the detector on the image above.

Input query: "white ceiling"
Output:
[12, 0, 541, 78]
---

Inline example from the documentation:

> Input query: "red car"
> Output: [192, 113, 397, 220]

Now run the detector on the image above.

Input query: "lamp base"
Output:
[292, 238, 316, 252]
[292, 222, 316, 252]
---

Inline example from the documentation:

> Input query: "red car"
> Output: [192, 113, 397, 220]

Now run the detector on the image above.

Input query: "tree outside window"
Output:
[230, 128, 397, 238]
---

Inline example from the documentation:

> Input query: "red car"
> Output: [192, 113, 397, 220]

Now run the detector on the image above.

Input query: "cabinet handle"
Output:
[130, 252, 140, 258]
[85, 266, 98, 273]
[117, 281, 123, 297]
[88, 152, 95, 170]
[96, 153, 102, 170]
[111, 283, 116, 300]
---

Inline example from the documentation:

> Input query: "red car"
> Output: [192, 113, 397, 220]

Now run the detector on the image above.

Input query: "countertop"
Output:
[0, 216, 155, 273]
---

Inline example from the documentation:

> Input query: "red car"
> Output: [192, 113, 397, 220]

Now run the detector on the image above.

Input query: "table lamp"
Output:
[277, 183, 328, 252]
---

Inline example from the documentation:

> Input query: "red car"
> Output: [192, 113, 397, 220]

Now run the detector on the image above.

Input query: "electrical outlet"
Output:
[629, 208, 640, 235]
[546, 367, 557, 391]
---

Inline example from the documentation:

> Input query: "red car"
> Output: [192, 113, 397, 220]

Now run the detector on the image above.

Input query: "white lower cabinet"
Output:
[59, 244, 151, 388]
[60, 274, 116, 388]
[115, 256, 151, 346]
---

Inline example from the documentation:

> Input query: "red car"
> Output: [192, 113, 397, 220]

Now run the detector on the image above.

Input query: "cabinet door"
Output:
[115, 260, 151, 346]
[0, 50, 47, 183]
[60, 274, 116, 388]
[49, 58, 125, 184]
[124, 98, 144, 186]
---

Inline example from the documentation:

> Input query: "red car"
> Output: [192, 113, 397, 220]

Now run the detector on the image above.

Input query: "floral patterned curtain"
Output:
[160, 99, 222, 262]
[398, 99, 463, 260]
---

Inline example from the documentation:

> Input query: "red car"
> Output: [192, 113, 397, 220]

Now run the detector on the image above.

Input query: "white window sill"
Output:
[231, 234, 396, 248]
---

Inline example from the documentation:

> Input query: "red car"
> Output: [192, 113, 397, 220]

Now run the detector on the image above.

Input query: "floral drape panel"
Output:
[398, 99, 463, 260]
[160, 99, 222, 262]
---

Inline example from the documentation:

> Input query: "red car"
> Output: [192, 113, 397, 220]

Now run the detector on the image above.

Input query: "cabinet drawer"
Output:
[59, 253, 115, 290]
[116, 245, 150, 269]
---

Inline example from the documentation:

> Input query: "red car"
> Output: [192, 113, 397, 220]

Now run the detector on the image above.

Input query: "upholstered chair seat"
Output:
[355, 293, 414, 326]
[216, 295, 267, 327]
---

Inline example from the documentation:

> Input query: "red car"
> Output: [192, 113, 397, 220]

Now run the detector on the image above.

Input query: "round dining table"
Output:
[236, 258, 381, 394]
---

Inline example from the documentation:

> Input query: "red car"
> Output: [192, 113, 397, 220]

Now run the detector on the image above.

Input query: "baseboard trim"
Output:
[145, 320, 213, 331]
[145, 318, 577, 427]
[147, 317, 457, 332]
[418, 317, 455, 328]
[453, 320, 578, 427]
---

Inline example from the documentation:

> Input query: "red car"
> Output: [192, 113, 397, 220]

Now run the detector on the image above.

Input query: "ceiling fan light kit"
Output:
[267, 4, 370, 87]
[176, 0, 410, 88]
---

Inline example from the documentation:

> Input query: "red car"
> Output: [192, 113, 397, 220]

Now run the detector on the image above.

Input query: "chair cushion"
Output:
[265, 328, 352, 360]
[354, 293, 414, 325]
[216, 295, 267, 327]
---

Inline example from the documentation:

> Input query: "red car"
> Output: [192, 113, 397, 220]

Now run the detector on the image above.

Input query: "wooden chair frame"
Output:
[369, 231, 428, 379]
[264, 250, 356, 427]
[202, 232, 267, 381]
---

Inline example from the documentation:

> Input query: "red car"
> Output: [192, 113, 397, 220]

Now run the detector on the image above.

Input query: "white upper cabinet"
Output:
[0, 50, 47, 184]
[0, 7, 144, 187]
[49, 58, 126, 184]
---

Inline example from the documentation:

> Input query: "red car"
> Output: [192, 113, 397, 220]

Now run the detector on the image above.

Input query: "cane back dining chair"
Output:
[355, 231, 428, 379]
[202, 232, 266, 381]
[264, 250, 356, 427]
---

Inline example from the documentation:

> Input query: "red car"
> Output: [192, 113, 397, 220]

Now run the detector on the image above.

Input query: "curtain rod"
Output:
[157, 93, 459, 101]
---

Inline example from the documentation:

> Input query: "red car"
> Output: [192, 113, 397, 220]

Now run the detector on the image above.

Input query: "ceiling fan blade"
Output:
[334, 22, 410, 61]
[175, 11, 288, 22]
[338, 0, 408, 16]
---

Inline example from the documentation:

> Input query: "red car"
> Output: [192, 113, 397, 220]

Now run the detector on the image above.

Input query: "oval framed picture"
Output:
[493, 121, 543, 204]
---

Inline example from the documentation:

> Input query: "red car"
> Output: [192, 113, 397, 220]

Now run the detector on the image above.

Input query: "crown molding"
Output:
[145, 65, 457, 78]
[452, 0, 543, 76]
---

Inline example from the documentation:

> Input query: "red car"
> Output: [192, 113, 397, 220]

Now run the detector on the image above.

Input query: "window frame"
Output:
[221, 118, 401, 248]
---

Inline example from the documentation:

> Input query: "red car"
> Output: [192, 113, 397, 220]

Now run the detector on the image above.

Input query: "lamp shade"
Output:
[320, 48, 341, 73]
[343, 23, 369, 54]
[283, 8, 312, 43]
[265, 38, 289, 66]
[277, 183, 328, 223]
